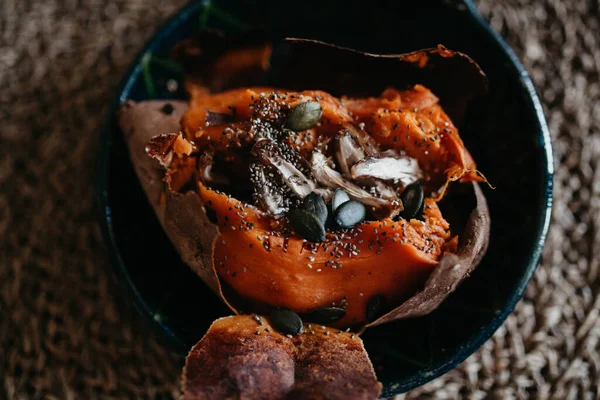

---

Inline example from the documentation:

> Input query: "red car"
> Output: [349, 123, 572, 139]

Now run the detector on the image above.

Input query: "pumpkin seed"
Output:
[334, 200, 366, 229]
[331, 188, 351, 212]
[303, 192, 328, 225]
[285, 101, 322, 131]
[303, 307, 346, 324]
[366, 294, 386, 322]
[289, 209, 326, 242]
[269, 308, 303, 335]
[398, 182, 424, 221]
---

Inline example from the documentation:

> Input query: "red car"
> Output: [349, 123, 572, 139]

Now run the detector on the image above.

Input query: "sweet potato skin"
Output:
[182, 316, 296, 400]
[118, 100, 222, 295]
[181, 315, 381, 400]
[367, 181, 489, 327]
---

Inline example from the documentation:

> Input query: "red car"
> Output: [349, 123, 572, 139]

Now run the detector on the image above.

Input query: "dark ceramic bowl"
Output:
[96, 0, 553, 396]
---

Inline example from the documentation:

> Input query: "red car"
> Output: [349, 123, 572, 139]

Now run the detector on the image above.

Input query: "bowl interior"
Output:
[97, 0, 552, 396]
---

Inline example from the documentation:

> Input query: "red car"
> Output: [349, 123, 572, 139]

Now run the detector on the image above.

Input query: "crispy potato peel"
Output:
[181, 315, 381, 400]
[118, 100, 220, 294]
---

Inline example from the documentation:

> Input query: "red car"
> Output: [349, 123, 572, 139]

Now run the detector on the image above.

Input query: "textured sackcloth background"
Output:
[1, 0, 599, 398]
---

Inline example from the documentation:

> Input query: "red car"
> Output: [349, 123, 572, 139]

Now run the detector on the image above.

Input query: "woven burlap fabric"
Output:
[1, 0, 598, 398]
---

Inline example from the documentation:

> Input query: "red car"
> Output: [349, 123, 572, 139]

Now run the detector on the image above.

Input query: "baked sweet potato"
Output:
[118, 34, 490, 399]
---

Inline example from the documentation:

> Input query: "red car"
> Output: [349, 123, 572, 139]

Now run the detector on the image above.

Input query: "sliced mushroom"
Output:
[205, 108, 236, 127]
[310, 152, 402, 218]
[198, 153, 231, 186]
[333, 126, 380, 176]
[345, 125, 380, 156]
[334, 132, 366, 176]
[252, 139, 331, 201]
[333, 127, 400, 205]
[250, 163, 288, 216]
[367, 179, 398, 200]
[351, 151, 424, 186]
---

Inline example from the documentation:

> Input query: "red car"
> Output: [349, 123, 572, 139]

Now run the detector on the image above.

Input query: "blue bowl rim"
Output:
[95, 0, 554, 394]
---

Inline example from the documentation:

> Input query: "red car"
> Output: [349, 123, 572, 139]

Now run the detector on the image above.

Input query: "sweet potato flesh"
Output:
[201, 184, 451, 326]
[171, 85, 478, 326]
[182, 86, 480, 186]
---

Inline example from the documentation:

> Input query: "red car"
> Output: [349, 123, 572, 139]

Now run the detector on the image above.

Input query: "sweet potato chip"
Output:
[181, 315, 381, 400]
